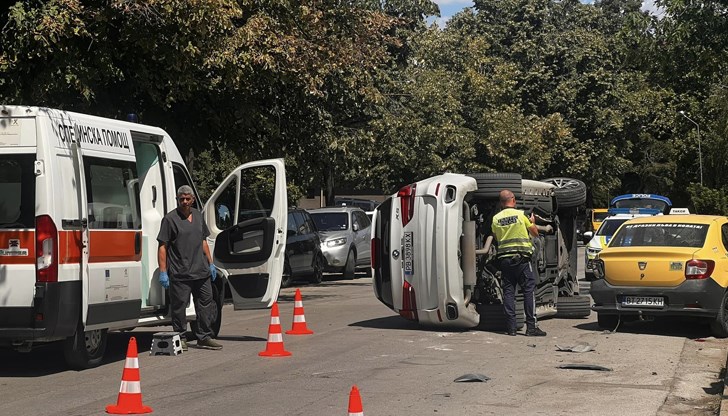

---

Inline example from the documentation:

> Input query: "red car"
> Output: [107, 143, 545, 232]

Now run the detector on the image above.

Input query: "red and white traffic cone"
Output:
[259, 302, 292, 357]
[347, 385, 364, 416]
[285, 288, 314, 335]
[106, 336, 153, 414]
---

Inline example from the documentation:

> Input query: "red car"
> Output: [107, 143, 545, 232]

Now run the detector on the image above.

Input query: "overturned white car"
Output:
[371, 173, 589, 330]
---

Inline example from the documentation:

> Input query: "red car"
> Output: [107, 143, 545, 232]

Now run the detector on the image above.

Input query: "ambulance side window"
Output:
[83, 157, 141, 230]
[172, 163, 201, 210]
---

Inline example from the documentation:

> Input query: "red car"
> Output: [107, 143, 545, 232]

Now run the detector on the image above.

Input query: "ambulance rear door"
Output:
[203, 159, 287, 310]
[52, 112, 143, 330]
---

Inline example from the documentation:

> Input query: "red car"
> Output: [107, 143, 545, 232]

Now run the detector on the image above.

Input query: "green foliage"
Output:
[687, 184, 728, 216]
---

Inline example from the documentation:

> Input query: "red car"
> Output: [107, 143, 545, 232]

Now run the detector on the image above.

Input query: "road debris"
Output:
[557, 364, 612, 371]
[454, 373, 491, 382]
[555, 342, 594, 353]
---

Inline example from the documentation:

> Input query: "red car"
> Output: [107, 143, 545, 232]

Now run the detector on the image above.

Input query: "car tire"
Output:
[467, 173, 522, 200]
[309, 253, 324, 284]
[343, 250, 356, 280]
[63, 320, 108, 370]
[710, 291, 728, 338]
[555, 295, 591, 318]
[476, 301, 525, 331]
[281, 260, 293, 288]
[541, 177, 587, 208]
[597, 313, 619, 330]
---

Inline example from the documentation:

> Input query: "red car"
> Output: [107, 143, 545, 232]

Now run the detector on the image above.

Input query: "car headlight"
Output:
[325, 238, 347, 247]
[586, 247, 602, 256]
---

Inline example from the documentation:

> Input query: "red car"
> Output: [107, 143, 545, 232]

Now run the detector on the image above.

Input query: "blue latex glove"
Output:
[210, 264, 217, 282]
[159, 271, 169, 289]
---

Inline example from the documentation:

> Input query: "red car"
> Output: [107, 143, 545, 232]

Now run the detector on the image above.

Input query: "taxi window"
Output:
[610, 223, 709, 248]
[721, 224, 728, 252]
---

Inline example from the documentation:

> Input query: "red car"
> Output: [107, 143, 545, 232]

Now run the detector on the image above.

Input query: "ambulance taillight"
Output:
[36, 215, 58, 283]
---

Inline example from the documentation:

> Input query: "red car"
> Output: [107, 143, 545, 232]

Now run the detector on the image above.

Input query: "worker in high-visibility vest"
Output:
[491, 189, 547, 337]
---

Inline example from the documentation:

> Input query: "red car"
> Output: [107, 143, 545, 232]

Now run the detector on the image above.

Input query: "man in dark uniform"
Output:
[491, 189, 547, 337]
[158, 185, 223, 350]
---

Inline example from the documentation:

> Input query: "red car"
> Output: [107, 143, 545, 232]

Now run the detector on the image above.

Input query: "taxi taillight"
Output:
[399, 280, 418, 322]
[398, 184, 416, 227]
[685, 259, 714, 280]
[35, 215, 58, 283]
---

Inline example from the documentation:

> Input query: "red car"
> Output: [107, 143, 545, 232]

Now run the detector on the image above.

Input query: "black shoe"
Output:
[505, 329, 517, 336]
[526, 327, 547, 337]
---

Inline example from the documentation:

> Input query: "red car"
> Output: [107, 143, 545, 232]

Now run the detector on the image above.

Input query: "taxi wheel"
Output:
[710, 291, 728, 338]
[63, 321, 108, 370]
[555, 295, 591, 318]
[343, 250, 356, 280]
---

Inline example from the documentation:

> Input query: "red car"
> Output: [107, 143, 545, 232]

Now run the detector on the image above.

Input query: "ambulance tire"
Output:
[189, 276, 224, 339]
[467, 173, 522, 200]
[63, 321, 108, 370]
[541, 177, 586, 208]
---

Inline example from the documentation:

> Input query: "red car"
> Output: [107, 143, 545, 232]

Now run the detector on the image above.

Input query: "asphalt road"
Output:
[1, 247, 726, 415]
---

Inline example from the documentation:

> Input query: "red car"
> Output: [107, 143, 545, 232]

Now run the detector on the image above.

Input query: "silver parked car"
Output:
[309, 206, 372, 278]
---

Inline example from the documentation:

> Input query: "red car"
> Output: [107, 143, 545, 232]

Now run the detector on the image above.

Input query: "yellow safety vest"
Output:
[491, 208, 534, 258]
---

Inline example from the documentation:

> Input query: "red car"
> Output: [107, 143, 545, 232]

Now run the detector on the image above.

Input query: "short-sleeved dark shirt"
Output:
[157, 207, 211, 281]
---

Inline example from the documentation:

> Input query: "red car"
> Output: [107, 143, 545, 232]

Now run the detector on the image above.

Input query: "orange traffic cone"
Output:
[106, 337, 153, 414]
[285, 288, 314, 335]
[259, 302, 292, 357]
[348, 385, 364, 416]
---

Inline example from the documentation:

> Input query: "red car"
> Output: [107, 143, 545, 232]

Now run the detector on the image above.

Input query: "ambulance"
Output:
[0, 106, 288, 368]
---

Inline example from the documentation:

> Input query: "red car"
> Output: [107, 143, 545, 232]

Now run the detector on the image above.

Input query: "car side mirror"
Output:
[353, 223, 359, 232]
[583, 231, 593, 243]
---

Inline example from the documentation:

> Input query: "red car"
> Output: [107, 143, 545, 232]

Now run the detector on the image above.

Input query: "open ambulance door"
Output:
[203, 159, 287, 310]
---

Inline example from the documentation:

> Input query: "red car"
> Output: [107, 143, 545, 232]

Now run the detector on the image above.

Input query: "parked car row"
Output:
[280, 206, 373, 287]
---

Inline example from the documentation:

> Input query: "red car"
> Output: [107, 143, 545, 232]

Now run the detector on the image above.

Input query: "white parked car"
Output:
[371, 173, 589, 330]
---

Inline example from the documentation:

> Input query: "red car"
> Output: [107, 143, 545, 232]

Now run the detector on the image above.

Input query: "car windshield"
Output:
[609, 223, 709, 248]
[310, 212, 349, 231]
[596, 219, 629, 236]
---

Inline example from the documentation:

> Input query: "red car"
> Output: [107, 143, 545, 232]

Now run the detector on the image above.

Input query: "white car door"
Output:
[203, 159, 287, 309]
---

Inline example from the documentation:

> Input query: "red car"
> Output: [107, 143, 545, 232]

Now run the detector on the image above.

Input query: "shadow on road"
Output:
[212, 335, 265, 342]
[574, 317, 714, 339]
[349, 315, 433, 331]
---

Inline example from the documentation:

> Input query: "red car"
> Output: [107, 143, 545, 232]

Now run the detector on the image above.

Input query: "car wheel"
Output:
[555, 295, 591, 318]
[541, 177, 587, 208]
[63, 321, 108, 370]
[343, 250, 356, 279]
[281, 260, 293, 288]
[710, 291, 728, 338]
[467, 173, 522, 200]
[597, 313, 619, 330]
[309, 253, 324, 284]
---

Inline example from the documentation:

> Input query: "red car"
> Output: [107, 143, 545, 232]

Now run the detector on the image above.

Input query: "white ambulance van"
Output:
[0, 106, 287, 368]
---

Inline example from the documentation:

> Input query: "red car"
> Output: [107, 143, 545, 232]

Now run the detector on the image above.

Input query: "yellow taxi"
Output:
[590, 215, 728, 337]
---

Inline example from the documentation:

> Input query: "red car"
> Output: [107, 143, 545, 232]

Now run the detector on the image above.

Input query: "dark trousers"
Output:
[170, 277, 215, 341]
[499, 256, 537, 331]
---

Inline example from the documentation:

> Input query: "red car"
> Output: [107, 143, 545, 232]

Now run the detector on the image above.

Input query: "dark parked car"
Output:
[282, 209, 325, 288]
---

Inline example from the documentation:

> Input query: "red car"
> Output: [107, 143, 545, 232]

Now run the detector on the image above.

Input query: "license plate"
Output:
[403, 232, 414, 276]
[622, 296, 664, 307]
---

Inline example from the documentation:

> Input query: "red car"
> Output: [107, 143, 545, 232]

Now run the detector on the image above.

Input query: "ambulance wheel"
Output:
[555, 295, 591, 318]
[467, 173, 522, 200]
[190, 277, 224, 339]
[541, 177, 586, 208]
[64, 322, 107, 370]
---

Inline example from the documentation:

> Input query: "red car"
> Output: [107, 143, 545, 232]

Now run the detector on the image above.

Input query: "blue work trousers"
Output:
[499, 255, 537, 331]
